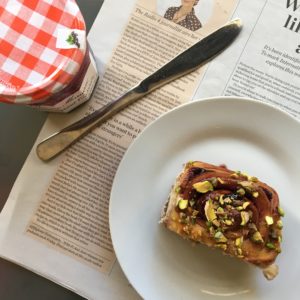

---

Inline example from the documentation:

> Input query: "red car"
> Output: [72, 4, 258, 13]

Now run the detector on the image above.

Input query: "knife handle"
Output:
[36, 87, 145, 161]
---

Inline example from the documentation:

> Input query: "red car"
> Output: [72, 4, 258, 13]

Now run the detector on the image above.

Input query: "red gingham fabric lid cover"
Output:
[0, 0, 86, 104]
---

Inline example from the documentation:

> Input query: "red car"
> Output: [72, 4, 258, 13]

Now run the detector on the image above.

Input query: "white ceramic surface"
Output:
[110, 97, 300, 300]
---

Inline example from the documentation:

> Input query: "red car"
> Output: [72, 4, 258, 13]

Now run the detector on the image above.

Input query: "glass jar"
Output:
[0, 0, 98, 112]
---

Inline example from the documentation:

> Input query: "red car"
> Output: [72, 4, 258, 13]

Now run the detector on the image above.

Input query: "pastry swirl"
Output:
[160, 161, 284, 279]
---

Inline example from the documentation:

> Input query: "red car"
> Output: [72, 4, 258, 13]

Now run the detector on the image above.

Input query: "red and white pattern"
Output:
[0, 0, 86, 104]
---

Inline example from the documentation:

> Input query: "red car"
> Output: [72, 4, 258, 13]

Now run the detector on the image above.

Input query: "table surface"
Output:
[0, 1, 104, 299]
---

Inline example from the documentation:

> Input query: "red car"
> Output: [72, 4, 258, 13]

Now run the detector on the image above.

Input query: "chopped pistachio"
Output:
[237, 248, 243, 255]
[192, 210, 199, 217]
[212, 220, 221, 227]
[242, 201, 251, 209]
[278, 236, 282, 243]
[177, 199, 189, 210]
[175, 186, 181, 194]
[224, 197, 232, 204]
[214, 195, 219, 201]
[278, 207, 285, 217]
[224, 220, 233, 226]
[189, 199, 195, 207]
[237, 188, 246, 196]
[248, 223, 258, 231]
[241, 172, 249, 178]
[240, 181, 253, 189]
[277, 220, 283, 229]
[235, 237, 243, 247]
[265, 216, 274, 225]
[210, 177, 218, 187]
[252, 191, 259, 198]
[217, 177, 225, 184]
[204, 200, 217, 222]
[206, 221, 212, 227]
[193, 181, 214, 193]
[214, 231, 228, 243]
[236, 206, 243, 211]
[241, 211, 250, 226]
[219, 195, 225, 205]
[217, 207, 224, 213]
[209, 226, 215, 236]
[250, 176, 258, 182]
[216, 244, 227, 251]
[252, 231, 264, 243]
[230, 173, 239, 178]
[266, 242, 276, 250]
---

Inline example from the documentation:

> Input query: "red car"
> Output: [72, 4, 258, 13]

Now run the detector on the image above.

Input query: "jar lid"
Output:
[0, 0, 86, 104]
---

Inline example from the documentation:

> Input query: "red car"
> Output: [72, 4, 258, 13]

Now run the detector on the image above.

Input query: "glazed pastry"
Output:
[160, 161, 284, 280]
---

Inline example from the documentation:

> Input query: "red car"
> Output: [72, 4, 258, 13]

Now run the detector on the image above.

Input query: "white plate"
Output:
[110, 97, 300, 300]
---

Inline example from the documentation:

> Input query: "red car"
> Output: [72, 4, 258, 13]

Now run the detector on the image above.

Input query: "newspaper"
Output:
[0, 0, 299, 299]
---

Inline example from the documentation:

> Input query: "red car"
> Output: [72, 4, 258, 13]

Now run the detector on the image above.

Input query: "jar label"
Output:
[56, 29, 86, 50]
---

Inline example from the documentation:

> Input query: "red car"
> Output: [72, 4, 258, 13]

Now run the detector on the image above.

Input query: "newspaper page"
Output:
[0, 0, 238, 299]
[2, 0, 299, 299]
[195, 0, 300, 118]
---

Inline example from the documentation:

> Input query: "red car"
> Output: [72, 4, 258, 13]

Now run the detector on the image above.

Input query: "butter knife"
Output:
[37, 19, 242, 161]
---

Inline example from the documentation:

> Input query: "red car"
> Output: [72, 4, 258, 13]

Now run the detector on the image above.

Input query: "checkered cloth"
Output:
[0, 0, 86, 104]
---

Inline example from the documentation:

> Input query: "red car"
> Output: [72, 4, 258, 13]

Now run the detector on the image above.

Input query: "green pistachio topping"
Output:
[192, 210, 199, 217]
[252, 231, 264, 243]
[224, 197, 232, 204]
[177, 199, 188, 210]
[277, 220, 283, 229]
[217, 207, 224, 213]
[266, 242, 276, 250]
[249, 176, 258, 182]
[204, 200, 217, 222]
[252, 191, 259, 198]
[210, 177, 218, 187]
[193, 181, 214, 193]
[217, 177, 225, 184]
[241, 211, 250, 226]
[242, 201, 251, 209]
[237, 188, 246, 196]
[237, 248, 243, 255]
[212, 220, 221, 227]
[278, 207, 285, 217]
[235, 237, 243, 247]
[236, 206, 243, 211]
[206, 221, 212, 227]
[265, 216, 274, 225]
[214, 231, 228, 243]
[175, 186, 181, 194]
[216, 244, 227, 251]
[219, 195, 224, 205]
[224, 219, 233, 226]
[248, 223, 258, 231]
[230, 173, 239, 178]
[189, 199, 195, 207]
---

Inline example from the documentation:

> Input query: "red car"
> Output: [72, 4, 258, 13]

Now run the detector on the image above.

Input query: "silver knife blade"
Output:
[36, 19, 242, 161]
